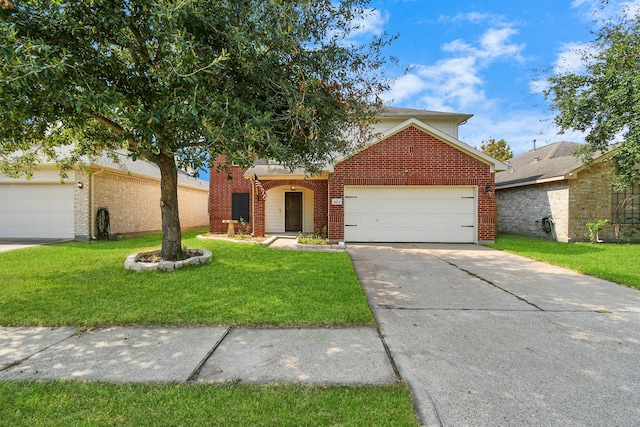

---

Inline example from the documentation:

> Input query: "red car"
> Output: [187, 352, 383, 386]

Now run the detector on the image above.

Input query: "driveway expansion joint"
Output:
[375, 325, 402, 381]
[1, 327, 78, 372]
[437, 256, 545, 311]
[186, 327, 231, 382]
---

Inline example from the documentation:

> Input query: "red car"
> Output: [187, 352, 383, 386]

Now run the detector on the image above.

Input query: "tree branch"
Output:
[89, 112, 138, 152]
[128, 23, 151, 63]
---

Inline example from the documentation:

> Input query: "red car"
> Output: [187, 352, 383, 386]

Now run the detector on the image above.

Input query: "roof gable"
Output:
[336, 118, 508, 173]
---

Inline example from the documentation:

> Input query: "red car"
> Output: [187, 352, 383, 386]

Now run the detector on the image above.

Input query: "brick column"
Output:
[253, 191, 266, 236]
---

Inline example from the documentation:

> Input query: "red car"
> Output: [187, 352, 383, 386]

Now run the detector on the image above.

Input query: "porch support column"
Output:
[313, 180, 329, 235]
[253, 185, 266, 237]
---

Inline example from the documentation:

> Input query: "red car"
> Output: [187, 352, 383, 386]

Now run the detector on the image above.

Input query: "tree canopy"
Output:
[0, 0, 395, 260]
[479, 138, 512, 162]
[544, 11, 640, 189]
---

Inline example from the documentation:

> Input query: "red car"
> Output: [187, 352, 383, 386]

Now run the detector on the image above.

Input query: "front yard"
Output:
[0, 229, 418, 426]
[487, 235, 640, 290]
[0, 229, 373, 327]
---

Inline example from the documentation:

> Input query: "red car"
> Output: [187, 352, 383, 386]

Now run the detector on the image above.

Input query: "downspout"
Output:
[90, 168, 104, 239]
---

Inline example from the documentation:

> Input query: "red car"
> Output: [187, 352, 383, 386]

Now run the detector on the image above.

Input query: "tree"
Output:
[479, 138, 512, 162]
[0, 1, 395, 261]
[544, 11, 640, 189]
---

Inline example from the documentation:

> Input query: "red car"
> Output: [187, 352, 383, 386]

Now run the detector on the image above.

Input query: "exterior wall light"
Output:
[484, 184, 494, 198]
[77, 181, 84, 189]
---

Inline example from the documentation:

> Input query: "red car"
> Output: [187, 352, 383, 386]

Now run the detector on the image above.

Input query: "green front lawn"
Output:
[0, 229, 373, 327]
[1, 230, 419, 426]
[0, 382, 418, 426]
[487, 235, 640, 290]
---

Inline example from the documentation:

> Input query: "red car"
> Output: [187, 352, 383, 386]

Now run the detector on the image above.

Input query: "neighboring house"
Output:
[495, 141, 640, 242]
[0, 151, 209, 240]
[210, 107, 507, 244]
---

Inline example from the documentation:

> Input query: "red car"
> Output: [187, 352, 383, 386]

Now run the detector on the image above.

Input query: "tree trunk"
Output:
[154, 153, 183, 261]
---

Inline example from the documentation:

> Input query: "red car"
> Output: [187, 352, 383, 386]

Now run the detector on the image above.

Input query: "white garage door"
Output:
[344, 186, 476, 243]
[0, 184, 75, 238]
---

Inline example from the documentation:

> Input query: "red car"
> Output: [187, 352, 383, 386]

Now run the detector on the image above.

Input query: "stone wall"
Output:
[567, 161, 637, 242]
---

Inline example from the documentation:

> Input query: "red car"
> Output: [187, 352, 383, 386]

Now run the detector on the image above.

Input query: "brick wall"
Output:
[74, 170, 91, 240]
[329, 126, 496, 242]
[496, 182, 569, 241]
[496, 161, 639, 242]
[93, 171, 208, 237]
[209, 157, 329, 237]
[209, 157, 253, 233]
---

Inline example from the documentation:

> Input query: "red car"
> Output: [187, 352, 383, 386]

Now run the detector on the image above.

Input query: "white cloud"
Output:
[439, 12, 505, 26]
[571, 0, 640, 22]
[441, 26, 524, 62]
[459, 110, 589, 156]
[348, 8, 387, 38]
[479, 27, 525, 61]
[384, 74, 427, 104]
[383, 24, 524, 111]
[553, 42, 596, 74]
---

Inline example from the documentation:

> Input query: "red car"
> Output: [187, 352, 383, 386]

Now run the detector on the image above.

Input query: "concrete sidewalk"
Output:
[0, 326, 397, 385]
[0, 238, 70, 253]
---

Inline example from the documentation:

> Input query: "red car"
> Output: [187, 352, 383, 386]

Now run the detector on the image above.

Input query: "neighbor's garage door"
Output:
[344, 186, 476, 243]
[0, 184, 75, 238]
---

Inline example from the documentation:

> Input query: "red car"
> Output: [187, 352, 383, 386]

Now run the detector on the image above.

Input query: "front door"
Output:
[285, 192, 303, 232]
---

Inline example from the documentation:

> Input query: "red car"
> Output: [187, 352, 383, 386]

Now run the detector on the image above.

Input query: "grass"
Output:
[486, 235, 640, 290]
[0, 228, 373, 327]
[0, 229, 418, 426]
[0, 381, 418, 426]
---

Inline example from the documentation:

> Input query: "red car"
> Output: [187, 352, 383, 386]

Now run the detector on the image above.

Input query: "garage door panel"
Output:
[344, 186, 476, 243]
[0, 184, 75, 239]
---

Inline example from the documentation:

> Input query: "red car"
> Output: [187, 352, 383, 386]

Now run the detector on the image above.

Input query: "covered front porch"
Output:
[245, 166, 329, 238]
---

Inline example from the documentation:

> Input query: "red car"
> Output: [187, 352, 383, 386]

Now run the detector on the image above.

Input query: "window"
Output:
[611, 186, 640, 224]
[232, 193, 250, 222]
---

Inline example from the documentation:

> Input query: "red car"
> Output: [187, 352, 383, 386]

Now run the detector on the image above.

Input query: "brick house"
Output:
[210, 107, 507, 244]
[0, 151, 210, 240]
[495, 141, 640, 242]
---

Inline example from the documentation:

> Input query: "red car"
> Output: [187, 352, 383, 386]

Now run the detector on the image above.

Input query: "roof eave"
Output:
[496, 175, 568, 190]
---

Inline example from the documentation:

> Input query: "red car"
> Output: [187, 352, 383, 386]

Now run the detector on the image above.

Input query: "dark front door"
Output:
[285, 192, 303, 232]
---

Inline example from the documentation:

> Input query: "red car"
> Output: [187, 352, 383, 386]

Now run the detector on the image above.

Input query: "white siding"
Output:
[265, 187, 314, 234]
[372, 118, 460, 139]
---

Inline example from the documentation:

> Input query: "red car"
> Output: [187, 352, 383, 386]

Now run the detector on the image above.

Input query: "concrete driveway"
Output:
[0, 238, 69, 252]
[348, 243, 640, 427]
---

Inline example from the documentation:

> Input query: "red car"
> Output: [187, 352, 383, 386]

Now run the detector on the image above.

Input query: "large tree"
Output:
[0, 0, 395, 260]
[479, 138, 512, 162]
[544, 11, 640, 189]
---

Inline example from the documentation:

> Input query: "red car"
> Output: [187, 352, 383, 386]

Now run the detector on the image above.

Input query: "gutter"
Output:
[495, 175, 568, 190]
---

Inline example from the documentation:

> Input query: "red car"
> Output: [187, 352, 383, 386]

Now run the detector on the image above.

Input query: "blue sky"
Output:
[360, 0, 640, 156]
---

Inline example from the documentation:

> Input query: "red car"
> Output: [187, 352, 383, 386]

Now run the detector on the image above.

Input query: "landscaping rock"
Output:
[124, 249, 212, 272]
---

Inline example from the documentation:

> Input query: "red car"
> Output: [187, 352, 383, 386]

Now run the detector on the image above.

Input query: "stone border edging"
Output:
[124, 249, 212, 272]
[296, 239, 346, 251]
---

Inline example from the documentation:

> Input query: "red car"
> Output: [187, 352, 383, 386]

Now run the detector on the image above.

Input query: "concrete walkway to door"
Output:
[348, 243, 640, 427]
